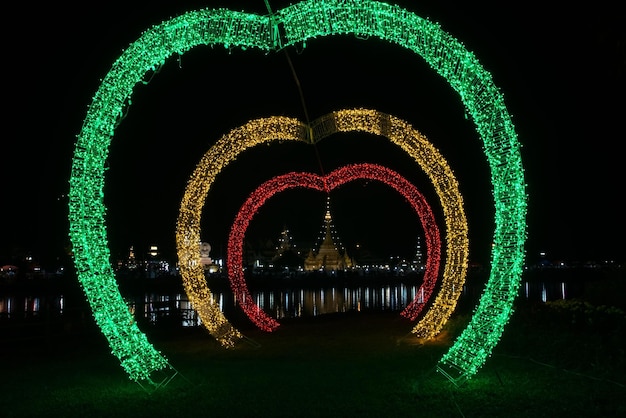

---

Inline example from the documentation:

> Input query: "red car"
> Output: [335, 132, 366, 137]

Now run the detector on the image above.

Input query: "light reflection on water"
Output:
[0, 294, 64, 320]
[252, 284, 419, 320]
[1, 280, 577, 327]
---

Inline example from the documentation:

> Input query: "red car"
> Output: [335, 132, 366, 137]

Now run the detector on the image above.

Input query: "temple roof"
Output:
[304, 197, 353, 271]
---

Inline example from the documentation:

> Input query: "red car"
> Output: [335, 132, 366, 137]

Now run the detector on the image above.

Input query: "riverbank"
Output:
[2, 290, 625, 417]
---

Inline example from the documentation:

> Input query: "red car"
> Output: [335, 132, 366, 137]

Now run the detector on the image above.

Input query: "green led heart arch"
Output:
[68, 0, 526, 385]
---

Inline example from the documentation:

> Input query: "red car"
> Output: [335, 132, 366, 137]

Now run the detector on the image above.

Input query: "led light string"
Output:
[68, 0, 525, 384]
[277, 2, 526, 383]
[177, 117, 307, 345]
[179, 109, 467, 340]
[310, 109, 469, 327]
[226, 163, 442, 331]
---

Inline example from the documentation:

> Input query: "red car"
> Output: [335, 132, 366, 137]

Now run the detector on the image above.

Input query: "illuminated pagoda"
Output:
[413, 235, 426, 271]
[274, 226, 296, 256]
[304, 197, 353, 271]
[271, 226, 304, 272]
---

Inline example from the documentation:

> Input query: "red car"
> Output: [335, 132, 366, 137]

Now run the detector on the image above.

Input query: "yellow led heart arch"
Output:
[177, 109, 468, 345]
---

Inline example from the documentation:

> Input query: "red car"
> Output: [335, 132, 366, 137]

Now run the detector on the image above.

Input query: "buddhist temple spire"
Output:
[304, 196, 353, 272]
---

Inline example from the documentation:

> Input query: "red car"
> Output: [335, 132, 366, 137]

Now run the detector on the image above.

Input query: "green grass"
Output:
[3, 267, 626, 418]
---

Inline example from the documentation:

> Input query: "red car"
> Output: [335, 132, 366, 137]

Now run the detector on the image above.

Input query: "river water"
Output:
[0, 270, 587, 329]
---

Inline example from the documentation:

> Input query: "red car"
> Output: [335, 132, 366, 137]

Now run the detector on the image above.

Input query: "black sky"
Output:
[2, 1, 624, 268]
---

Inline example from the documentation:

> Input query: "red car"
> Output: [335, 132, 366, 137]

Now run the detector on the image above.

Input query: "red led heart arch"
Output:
[227, 163, 442, 331]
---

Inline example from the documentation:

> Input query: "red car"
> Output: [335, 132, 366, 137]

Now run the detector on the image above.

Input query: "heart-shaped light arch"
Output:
[226, 163, 442, 332]
[68, 0, 526, 385]
[177, 109, 467, 344]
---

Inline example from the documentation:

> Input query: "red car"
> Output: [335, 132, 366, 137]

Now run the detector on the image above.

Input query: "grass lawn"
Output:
[2, 271, 625, 417]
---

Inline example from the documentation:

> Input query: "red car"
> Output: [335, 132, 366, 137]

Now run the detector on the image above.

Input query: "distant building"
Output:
[304, 197, 353, 272]
[412, 235, 426, 271]
[271, 226, 305, 273]
[273, 226, 295, 257]
[145, 245, 170, 278]
[0, 265, 18, 280]
[200, 242, 220, 273]
[115, 245, 171, 278]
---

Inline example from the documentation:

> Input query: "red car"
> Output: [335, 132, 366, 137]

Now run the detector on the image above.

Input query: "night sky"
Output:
[2, 1, 624, 269]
